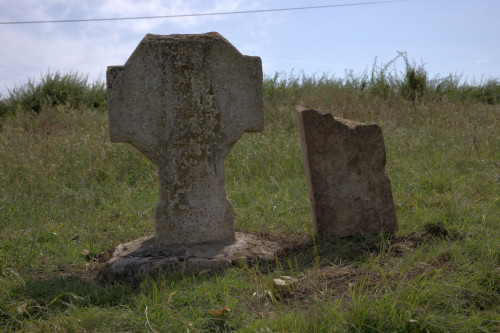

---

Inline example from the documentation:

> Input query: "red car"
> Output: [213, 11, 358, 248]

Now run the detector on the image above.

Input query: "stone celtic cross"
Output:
[107, 33, 264, 247]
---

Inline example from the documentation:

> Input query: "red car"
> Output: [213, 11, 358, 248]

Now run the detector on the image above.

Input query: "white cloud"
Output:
[0, 0, 283, 94]
[0, 24, 133, 91]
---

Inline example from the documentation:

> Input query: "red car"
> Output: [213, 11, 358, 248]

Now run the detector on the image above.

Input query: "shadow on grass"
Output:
[261, 231, 393, 271]
[268, 221, 458, 272]
[2, 274, 133, 325]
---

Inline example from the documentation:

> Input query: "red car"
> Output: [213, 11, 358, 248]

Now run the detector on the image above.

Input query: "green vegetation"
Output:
[0, 58, 499, 332]
[0, 71, 106, 119]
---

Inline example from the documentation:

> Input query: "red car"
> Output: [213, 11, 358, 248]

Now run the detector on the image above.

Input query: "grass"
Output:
[0, 60, 499, 331]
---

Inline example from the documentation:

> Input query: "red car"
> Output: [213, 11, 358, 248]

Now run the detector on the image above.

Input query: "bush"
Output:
[400, 57, 427, 102]
[0, 94, 9, 119]
[470, 79, 500, 104]
[262, 52, 500, 109]
[3, 71, 106, 115]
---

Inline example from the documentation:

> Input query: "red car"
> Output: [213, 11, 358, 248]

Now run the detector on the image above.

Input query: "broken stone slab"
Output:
[104, 232, 281, 280]
[295, 107, 397, 237]
[106, 32, 264, 247]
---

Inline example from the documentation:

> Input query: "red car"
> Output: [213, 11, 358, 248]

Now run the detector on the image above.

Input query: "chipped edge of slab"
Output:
[295, 106, 376, 128]
[103, 232, 281, 281]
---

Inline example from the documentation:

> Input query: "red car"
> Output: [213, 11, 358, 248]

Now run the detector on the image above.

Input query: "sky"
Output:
[1, 0, 499, 96]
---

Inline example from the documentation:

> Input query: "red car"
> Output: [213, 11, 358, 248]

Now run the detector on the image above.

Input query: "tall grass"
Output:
[263, 52, 500, 120]
[0, 57, 499, 331]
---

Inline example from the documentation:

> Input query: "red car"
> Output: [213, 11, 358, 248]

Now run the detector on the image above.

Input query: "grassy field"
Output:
[0, 63, 499, 332]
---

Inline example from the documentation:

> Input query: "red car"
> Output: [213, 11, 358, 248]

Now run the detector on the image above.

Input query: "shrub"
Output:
[400, 59, 427, 101]
[470, 79, 500, 104]
[262, 52, 500, 109]
[4, 71, 106, 115]
[0, 94, 9, 119]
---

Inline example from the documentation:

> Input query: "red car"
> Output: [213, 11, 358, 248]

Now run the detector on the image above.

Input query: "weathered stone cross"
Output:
[107, 33, 263, 247]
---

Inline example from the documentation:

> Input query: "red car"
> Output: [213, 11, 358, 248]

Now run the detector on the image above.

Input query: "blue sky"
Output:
[1, 0, 499, 95]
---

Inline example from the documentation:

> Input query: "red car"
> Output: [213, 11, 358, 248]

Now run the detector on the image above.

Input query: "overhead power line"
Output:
[0, 0, 409, 25]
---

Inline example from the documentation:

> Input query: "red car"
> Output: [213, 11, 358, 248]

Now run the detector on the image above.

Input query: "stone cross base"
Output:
[104, 233, 281, 281]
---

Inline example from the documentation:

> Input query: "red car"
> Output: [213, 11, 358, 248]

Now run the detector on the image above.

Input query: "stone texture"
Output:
[105, 232, 280, 280]
[106, 32, 263, 247]
[295, 107, 397, 237]
[104, 33, 281, 279]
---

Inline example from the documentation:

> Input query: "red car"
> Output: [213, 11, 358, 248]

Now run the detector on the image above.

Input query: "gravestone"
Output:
[104, 33, 281, 280]
[295, 107, 397, 237]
